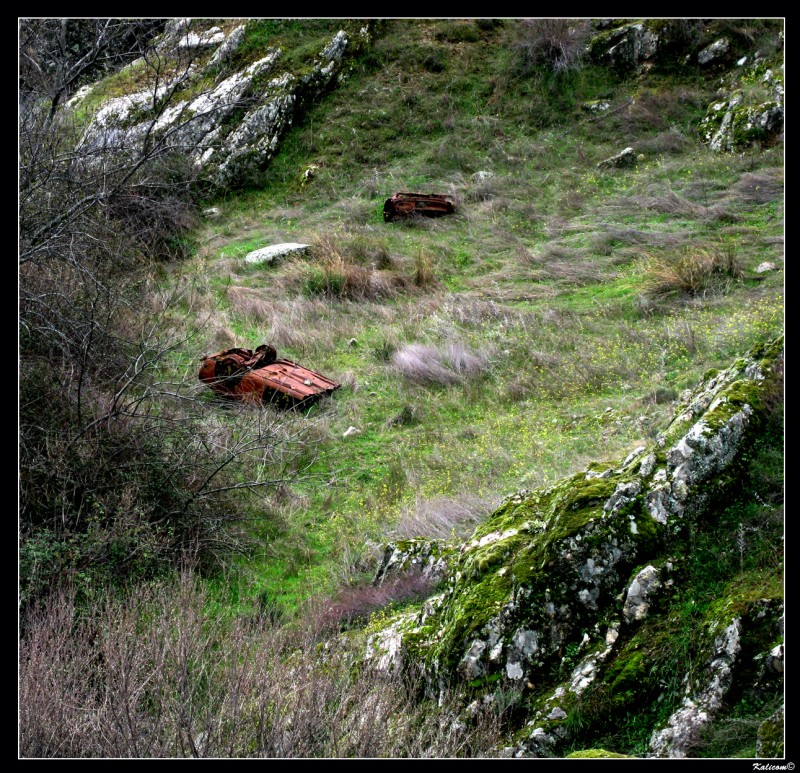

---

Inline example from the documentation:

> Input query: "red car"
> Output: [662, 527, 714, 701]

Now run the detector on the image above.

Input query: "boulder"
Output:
[755, 262, 778, 273]
[698, 37, 730, 66]
[244, 243, 310, 265]
[598, 147, 636, 169]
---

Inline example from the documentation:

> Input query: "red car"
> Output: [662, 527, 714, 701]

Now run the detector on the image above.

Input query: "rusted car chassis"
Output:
[199, 345, 340, 407]
[383, 192, 455, 222]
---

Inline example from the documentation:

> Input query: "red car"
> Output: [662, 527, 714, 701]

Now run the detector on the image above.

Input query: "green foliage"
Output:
[233, 19, 343, 69]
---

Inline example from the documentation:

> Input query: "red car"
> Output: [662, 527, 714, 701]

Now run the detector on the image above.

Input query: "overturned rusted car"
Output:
[383, 192, 456, 222]
[199, 344, 340, 407]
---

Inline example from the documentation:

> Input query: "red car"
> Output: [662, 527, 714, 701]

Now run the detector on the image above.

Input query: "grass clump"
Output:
[300, 232, 405, 301]
[641, 244, 745, 300]
[391, 342, 488, 387]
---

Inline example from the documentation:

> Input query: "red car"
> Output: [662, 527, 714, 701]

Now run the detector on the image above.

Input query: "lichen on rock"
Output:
[701, 56, 784, 152]
[756, 705, 784, 758]
[76, 23, 372, 194]
[363, 336, 783, 756]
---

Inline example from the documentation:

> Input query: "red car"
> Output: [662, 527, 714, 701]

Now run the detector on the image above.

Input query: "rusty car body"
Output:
[199, 344, 340, 406]
[383, 192, 456, 222]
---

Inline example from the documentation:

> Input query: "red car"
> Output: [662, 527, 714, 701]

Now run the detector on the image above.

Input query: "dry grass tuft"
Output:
[641, 245, 744, 299]
[392, 494, 495, 540]
[636, 128, 693, 155]
[392, 344, 460, 386]
[732, 169, 784, 204]
[412, 249, 438, 289]
[637, 189, 736, 224]
[296, 232, 408, 301]
[313, 569, 437, 630]
[391, 342, 488, 387]
[227, 285, 273, 321]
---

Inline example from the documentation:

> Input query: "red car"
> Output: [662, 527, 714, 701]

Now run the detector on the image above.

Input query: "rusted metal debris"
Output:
[199, 344, 340, 407]
[383, 192, 456, 222]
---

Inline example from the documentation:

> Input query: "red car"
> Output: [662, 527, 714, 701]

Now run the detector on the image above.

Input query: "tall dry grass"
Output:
[641, 245, 744, 299]
[391, 342, 488, 387]
[19, 574, 510, 758]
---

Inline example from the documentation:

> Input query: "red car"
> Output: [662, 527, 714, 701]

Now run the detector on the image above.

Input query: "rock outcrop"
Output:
[365, 336, 784, 757]
[73, 20, 374, 193]
[701, 56, 784, 152]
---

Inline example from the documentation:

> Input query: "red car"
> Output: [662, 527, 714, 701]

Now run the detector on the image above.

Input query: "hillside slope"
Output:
[19, 18, 784, 759]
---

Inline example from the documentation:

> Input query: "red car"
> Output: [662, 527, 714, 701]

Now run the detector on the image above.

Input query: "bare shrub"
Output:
[20, 574, 510, 757]
[392, 494, 495, 540]
[508, 19, 591, 76]
[641, 245, 744, 299]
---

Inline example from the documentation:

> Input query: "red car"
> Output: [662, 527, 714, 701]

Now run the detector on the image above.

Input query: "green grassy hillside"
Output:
[164, 19, 783, 614]
[19, 18, 784, 758]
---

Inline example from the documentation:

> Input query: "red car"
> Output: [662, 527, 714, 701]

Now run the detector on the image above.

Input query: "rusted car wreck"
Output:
[383, 192, 456, 222]
[199, 345, 340, 407]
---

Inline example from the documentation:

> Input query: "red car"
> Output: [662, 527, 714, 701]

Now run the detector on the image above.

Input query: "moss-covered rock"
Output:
[756, 705, 784, 758]
[701, 56, 784, 152]
[373, 538, 457, 587]
[566, 749, 633, 758]
[364, 336, 783, 757]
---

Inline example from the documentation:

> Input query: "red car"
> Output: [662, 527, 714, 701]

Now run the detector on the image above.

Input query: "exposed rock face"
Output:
[364, 337, 783, 757]
[76, 21, 372, 192]
[622, 565, 661, 622]
[373, 539, 455, 587]
[649, 618, 742, 757]
[698, 37, 730, 66]
[589, 22, 658, 73]
[207, 24, 246, 69]
[701, 57, 784, 152]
